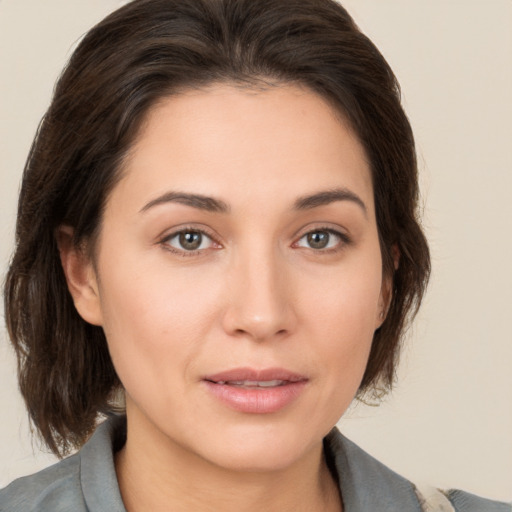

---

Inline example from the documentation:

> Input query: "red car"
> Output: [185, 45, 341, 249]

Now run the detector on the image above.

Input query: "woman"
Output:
[1, 0, 510, 510]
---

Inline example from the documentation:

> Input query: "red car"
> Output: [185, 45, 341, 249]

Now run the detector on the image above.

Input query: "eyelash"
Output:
[294, 226, 351, 253]
[160, 226, 221, 257]
[159, 226, 350, 257]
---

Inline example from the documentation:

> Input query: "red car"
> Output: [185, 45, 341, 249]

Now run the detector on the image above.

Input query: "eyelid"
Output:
[159, 224, 222, 256]
[292, 225, 351, 251]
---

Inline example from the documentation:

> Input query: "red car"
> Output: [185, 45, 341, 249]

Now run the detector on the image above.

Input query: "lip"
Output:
[202, 367, 308, 414]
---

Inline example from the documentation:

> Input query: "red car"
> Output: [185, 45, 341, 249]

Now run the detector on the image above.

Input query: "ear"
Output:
[375, 273, 393, 329]
[56, 226, 103, 326]
[375, 244, 400, 329]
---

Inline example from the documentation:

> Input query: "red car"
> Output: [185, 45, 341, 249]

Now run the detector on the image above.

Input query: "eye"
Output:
[163, 229, 217, 253]
[295, 229, 346, 250]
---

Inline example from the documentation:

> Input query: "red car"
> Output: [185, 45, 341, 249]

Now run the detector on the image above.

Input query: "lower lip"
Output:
[203, 380, 307, 414]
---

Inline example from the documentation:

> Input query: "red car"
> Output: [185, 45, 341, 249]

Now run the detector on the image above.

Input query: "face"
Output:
[68, 84, 388, 472]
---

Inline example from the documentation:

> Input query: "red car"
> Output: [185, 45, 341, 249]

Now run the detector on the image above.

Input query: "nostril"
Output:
[221, 281, 297, 341]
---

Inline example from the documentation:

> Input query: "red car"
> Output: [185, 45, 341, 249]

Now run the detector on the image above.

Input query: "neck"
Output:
[115, 410, 342, 512]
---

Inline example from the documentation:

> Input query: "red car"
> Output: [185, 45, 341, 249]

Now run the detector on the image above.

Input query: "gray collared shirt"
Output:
[1, 415, 510, 511]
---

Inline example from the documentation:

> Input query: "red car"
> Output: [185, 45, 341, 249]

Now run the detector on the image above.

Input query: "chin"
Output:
[207, 444, 309, 474]
[191, 423, 323, 474]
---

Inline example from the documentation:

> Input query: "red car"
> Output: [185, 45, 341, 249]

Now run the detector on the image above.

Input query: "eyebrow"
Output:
[140, 187, 367, 216]
[293, 188, 367, 216]
[140, 191, 230, 214]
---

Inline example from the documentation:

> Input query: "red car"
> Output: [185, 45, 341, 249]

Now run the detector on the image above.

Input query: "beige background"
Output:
[1, 0, 511, 501]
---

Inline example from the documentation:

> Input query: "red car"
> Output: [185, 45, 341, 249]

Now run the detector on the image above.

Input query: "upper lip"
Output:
[203, 367, 308, 383]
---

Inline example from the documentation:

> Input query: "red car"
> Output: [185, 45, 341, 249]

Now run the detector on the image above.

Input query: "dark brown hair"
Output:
[4, 0, 430, 456]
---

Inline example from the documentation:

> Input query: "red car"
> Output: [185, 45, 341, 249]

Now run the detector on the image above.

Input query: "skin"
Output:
[60, 83, 390, 512]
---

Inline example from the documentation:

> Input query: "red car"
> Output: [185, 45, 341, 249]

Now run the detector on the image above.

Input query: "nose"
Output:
[221, 247, 297, 342]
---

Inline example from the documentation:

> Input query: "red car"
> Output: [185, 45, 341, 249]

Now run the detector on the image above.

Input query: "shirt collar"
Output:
[80, 414, 127, 511]
[324, 427, 422, 511]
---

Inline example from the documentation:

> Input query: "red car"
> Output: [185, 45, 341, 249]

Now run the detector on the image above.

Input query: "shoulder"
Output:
[0, 454, 87, 512]
[325, 428, 511, 512]
[447, 489, 512, 512]
[325, 428, 423, 511]
[0, 415, 127, 512]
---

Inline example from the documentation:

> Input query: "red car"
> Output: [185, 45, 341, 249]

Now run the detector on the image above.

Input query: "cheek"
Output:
[95, 253, 225, 391]
[291, 274, 380, 431]
[299, 251, 382, 393]
[100, 245, 220, 324]
[304, 257, 382, 341]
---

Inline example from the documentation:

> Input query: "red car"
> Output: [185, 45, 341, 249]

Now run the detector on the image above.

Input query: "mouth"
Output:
[202, 368, 308, 414]
[209, 379, 293, 388]
[204, 367, 307, 384]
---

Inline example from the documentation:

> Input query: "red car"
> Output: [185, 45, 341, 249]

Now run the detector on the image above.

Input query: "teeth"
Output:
[254, 380, 284, 387]
[219, 380, 285, 387]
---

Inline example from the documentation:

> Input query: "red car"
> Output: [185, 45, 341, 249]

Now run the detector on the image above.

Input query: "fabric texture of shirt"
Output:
[0, 415, 510, 511]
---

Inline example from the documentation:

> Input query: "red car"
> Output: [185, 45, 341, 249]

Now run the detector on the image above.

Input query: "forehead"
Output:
[112, 83, 374, 215]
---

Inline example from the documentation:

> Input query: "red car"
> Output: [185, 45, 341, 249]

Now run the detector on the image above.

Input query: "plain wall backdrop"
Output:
[1, 0, 511, 501]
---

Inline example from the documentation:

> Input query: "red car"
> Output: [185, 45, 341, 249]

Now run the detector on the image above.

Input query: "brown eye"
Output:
[179, 231, 202, 250]
[296, 229, 345, 250]
[307, 231, 330, 249]
[165, 230, 213, 252]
